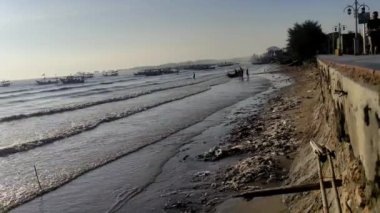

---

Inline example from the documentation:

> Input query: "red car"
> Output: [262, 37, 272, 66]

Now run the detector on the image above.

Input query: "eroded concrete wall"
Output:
[318, 59, 380, 194]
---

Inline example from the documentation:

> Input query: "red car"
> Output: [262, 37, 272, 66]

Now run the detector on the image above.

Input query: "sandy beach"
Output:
[158, 65, 319, 212]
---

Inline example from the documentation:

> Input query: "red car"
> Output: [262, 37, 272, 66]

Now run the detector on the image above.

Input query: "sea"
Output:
[0, 64, 290, 212]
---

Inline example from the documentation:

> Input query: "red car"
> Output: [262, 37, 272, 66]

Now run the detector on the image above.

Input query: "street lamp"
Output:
[344, 0, 370, 55]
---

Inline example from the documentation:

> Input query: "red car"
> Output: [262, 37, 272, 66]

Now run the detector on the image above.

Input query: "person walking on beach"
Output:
[193, 72, 195, 79]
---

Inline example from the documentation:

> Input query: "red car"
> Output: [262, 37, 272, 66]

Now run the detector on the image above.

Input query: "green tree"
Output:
[287, 20, 326, 62]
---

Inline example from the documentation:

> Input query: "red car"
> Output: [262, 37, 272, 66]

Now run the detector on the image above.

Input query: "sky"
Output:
[1, 0, 380, 80]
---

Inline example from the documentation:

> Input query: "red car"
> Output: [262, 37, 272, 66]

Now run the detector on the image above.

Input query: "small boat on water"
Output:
[36, 74, 59, 85]
[36, 73, 58, 85]
[103, 70, 118, 76]
[0, 80, 11, 87]
[36, 78, 59, 85]
[60, 76, 85, 84]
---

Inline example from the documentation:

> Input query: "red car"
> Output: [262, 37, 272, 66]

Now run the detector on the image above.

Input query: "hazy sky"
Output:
[1, 0, 380, 80]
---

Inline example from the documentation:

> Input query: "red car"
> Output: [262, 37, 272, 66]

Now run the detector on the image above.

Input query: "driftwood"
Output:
[236, 179, 342, 200]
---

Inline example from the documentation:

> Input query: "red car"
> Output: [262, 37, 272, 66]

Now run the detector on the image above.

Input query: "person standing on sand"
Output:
[246, 69, 249, 77]
[193, 72, 195, 79]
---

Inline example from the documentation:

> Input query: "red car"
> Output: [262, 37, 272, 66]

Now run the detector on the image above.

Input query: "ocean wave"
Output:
[5, 85, 124, 104]
[100, 82, 114, 85]
[0, 114, 210, 212]
[0, 78, 189, 106]
[0, 77, 222, 123]
[0, 88, 30, 95]
[69, 89, 112, 98]
[0, 86, 87, 101]
[0, 78, 139, 100]
[0, 87, 211, 157]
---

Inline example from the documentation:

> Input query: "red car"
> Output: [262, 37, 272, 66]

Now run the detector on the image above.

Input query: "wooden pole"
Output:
[236, 179, 342, 200]
[33, 164, 42, 191]
[328, 154, 342, 213]
[317, 159, 329, 213]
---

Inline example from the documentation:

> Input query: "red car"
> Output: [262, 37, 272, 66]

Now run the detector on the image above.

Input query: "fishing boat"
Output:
[60, 76, 85, 84]
[0, 80, 11, 87]
[36, 74, 58, 85]
[103, 70, 118, 76]
[36, 79, 59, 85]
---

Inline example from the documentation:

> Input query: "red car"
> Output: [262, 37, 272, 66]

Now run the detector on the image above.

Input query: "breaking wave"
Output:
[0, 87, 212, 157]
[0, 77, 222, 123]
[0, 78, 139, 100]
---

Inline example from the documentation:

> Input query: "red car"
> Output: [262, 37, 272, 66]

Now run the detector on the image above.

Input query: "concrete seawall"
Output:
[317, 58, 380, 185]
[287, 57, 380, 212]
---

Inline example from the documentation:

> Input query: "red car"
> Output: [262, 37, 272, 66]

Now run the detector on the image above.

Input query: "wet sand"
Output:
[156, 65, 318, 212]
[120, 71, 296, 212]
[216, 196, 287, 213]
[212, 66, 319, 213]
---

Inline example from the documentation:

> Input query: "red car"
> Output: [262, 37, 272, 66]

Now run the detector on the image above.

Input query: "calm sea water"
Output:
[0, 64, 288, 212]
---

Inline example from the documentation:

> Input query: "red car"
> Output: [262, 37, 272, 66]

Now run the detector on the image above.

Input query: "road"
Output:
[318, 55, 380, 71]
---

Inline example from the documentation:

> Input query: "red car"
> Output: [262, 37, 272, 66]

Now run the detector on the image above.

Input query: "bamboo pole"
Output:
[33, 164, 42, 191]
[317, 159, 329, 213]
[328, 154, 342, 213]
[236, 179, 342, 200]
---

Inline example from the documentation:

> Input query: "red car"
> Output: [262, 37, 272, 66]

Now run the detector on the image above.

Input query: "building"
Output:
[327, 32, 363, 55]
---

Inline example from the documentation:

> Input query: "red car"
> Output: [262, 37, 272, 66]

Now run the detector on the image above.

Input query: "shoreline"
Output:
[216, 65, 319, 212]
[9, 65, 288, 213]
[112, 69, 293, 212]
[162, 65, 318, 212]
[8, 65, 305, 213]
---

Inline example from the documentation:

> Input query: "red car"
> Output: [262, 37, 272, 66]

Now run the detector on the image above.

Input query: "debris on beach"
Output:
[167, 95, 302, 212]
[213, 96, 300, 190]
[198, 96, 299, 158]
[222, 156, 286, 190]
[196, 143, 253, 161]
